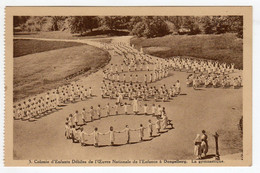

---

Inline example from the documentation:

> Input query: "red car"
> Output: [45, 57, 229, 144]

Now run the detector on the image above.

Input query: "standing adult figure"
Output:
[201, 130, 209, 157]
[194, 134, 202, 159]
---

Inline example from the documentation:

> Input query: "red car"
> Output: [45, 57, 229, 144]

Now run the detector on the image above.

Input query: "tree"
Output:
[210, 16, 230, 34]
[202, 16, 215, 34]
[226, 16, 243, 38]
[49, 16, 67, 31]
[128, 16, 143, 30]
[131, 17, 170, 38]
[13, 16, 30, 27]
[21, 16, 49, 32]
[182, 16, 201, 35]
[68, 16, 99, 35]
[167, 16, 184, 32]
[100, 16, 128, 30]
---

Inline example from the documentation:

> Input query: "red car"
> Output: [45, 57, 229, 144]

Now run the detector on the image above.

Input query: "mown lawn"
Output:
[131, 33, 243, 69]
[14, 39, 85, 57]
[14, 30, 129, 41]
[14, 41, 110, 102]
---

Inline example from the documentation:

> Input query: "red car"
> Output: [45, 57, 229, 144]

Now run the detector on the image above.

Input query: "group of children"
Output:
[103, 69, 169, 84]
[102, 45, 172, 84]
[102, 42, 237, 76]
[65, 102, 173, 147]
[13, 92, 60, 121]
[100, 80, 181, 102]
[169, 57, 236, 74]
[55, 81, 94, 103]
[186, 73, 243, 89]
[13, 81, 94, 121]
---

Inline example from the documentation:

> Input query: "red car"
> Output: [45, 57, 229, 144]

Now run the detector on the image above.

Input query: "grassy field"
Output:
[14, 40, 110, 102]
[131, 33, 243, 69]
[14, 39, 85, 57]
[14, 30, 129, 40]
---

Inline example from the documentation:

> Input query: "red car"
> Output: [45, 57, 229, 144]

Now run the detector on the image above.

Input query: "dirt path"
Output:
[13, 36, 243, 160]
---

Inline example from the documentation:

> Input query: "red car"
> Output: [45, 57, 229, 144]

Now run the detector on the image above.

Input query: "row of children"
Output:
[103, 68, 169, 84]
[100, 81, 181, 102]
[13, 95, 59, 121]
[66, 101, 170, 127]
[104, 63, 154, 74]
[13, 81, 94, 121]
[103, 42, 165, 71]
[103, 42, 237, 76]
[170, 57, 235, 74]
[186, 73, 243, 89]
[56, 83, 93, 104]
[65, 107, 173, 146]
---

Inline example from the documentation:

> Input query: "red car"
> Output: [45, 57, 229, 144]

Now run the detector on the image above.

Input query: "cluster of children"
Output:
[169, 57, 236, 74]
[65, 103, 173, 147]
[103, 69, 169, 84]
[186, 73, 243, 89]
[102, 45, 171, 84]
[55, 81, 93, 103]
[13, 81, 94, 121]
[106, 43, 237, 75]
[100, 80, 181, 102]
[102, 42, 170, 71]
[13, 92, 59, 121]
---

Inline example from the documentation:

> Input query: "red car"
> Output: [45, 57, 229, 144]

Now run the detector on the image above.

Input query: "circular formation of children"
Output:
[65, 102, 173, 147]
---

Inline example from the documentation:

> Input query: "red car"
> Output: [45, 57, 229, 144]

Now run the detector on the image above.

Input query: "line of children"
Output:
[13, 81, 94, 121]
[102, 42, 237, 77]
[101, 80, 181, 102]
[186, 73, 243, 89]
[103, 68, 170, 84]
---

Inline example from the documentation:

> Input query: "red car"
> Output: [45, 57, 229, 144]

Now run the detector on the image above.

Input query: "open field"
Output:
[14, 30, 129, 41]
[131, 33, 243, 69]
[13, 36, 243, 160]
[14, 39, 85, 57]
[14, 41, 110, 102]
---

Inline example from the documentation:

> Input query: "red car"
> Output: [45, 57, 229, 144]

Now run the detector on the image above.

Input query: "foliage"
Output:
[131, 17, 170, 38]
[67, 16, 99, 35]
[14, 15, 243, 38]
[99, 16, 131, 30]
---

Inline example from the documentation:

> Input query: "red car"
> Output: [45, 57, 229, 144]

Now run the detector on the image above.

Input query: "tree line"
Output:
[14, 16, 243, 38]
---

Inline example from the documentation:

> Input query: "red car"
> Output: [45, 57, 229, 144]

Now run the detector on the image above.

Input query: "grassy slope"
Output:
[14, 44, 110, 102]
[131, 33, 243, 69]
[14, 30, 129, 40]
[14, 39, 85, 57]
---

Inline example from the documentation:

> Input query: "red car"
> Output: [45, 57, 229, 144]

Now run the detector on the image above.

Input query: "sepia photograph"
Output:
[4, 7, 252, 166]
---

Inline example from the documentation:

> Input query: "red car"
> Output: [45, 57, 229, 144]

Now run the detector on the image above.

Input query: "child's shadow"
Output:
[194, 88, 205, 91]
[201, 154, 216, 160]
[98, 144, 110, 148]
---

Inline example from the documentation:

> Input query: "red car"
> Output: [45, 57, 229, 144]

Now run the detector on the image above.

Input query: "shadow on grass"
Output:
[14, 32, 38, 36]
[75, 30, 130, 38]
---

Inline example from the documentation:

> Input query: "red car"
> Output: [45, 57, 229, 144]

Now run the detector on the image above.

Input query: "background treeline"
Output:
[14, 16, 243, 38]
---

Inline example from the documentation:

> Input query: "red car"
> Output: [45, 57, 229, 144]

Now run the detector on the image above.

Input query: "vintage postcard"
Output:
[4, 6, 252, 166]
